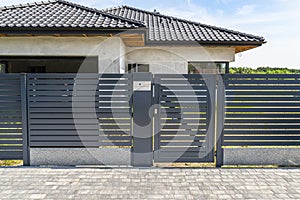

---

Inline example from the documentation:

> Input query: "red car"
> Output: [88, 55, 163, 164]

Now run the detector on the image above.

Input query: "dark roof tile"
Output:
[104, 5, 265, 44]
[0, 0, 145, 30]
[0, 1, 265, 45]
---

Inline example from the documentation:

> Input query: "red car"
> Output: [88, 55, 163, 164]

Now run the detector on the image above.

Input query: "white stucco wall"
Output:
[125, 46, 235, 74]
[0, 36, 235, 74]
[0, 36, 124, 73]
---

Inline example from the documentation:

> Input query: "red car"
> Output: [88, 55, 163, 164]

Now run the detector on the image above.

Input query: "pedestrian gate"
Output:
[153, 74, 215, 163]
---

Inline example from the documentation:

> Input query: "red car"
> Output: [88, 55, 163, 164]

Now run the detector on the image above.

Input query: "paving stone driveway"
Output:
[0, 167, 299, 199]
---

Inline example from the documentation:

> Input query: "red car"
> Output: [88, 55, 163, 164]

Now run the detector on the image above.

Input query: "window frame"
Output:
[126, 63, 150, 73]
[188, 62, 229, 74]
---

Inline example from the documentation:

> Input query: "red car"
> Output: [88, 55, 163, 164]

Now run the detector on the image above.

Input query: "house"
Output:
[0, 0, 266, 74]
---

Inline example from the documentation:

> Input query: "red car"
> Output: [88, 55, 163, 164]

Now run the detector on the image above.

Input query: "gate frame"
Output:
[21, 73, 30, 166]
[153, 74, 219, 165]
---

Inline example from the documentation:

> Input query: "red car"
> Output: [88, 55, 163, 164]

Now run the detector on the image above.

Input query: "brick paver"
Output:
[0, 167, 299, 199]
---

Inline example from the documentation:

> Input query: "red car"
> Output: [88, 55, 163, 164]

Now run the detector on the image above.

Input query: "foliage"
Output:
[230, 67, 300, 74]
[0, 160, 23, 166]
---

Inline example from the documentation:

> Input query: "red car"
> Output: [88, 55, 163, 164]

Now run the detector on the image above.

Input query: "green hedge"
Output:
[230, 67, 300, 74]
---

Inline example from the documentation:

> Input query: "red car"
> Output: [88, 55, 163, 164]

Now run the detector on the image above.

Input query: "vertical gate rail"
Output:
[21, 73, 29, 165]
[216, 75, 225, 167]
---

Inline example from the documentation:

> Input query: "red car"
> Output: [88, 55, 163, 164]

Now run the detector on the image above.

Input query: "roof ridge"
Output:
[0, 0, 145, 28]
[104, 5, 265, 41]
[0, 0, 57, 10]
[57, 0, 145, 27]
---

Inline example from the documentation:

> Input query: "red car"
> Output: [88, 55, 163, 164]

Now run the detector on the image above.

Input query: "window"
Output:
[188, 62, 228, 74]
[0, 63, 6, 73]
[29, 66, 46, 73]
[127, 64, 149, 73]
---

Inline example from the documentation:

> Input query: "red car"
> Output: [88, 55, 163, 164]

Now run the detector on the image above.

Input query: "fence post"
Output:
[131, 73, 153, 167]
[20, 73, 30, 166]
[216, 75, 225, 167]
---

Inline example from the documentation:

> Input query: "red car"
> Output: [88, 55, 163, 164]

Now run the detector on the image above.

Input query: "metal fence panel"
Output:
[27, 74, 133, 148]
[223, 74, 300, 146]
[0, 74, 23, 160]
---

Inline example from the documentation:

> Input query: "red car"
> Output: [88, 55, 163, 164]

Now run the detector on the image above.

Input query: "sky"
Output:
[1, 0, 300, 68]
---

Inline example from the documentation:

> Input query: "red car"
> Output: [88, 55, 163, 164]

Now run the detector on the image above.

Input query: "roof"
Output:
[0, 0, 265, 47]
[104, 5, 266, 45]
[0, 0, 145, 33]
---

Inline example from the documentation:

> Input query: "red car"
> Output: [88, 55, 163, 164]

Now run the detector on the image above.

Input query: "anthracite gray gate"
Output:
[153, 74, 216, 163]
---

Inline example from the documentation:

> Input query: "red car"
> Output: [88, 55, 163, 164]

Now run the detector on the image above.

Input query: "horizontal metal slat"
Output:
[28, 90, 130, 96]
[0, 134, 22, 139]
[160, 102, 207, 107]
[161, 124, 207, 130]
[159, 131, 207, 135]
[29, 102, 130, 108]
[29, 113, 131, 119]
[28, 85, 130, 90]
[0, 152, 23, 160]
[28, 96, 130, 102]
[0, 146, 22, 149]
[30, 141, 131, 147]
[223, 130, 300, 135]
[225, 108, 300, 112]
[0, 140, 23, 144]
[225, 86, 300, 90]
[160, 141, 205, 146]
[160, 108, 208, 113]
[29, 108, 131, 113]
[224, 136, 300, 140]
[224, 124, 300, 129]
[226, 102, 300, 107]
[29, 79, 130, 85]
[159, 136, 206, 140]
[225, 119, 300, 123]
[30, 135, 132, 141]
[30, 118, 130, 124]
[159, 79, 206, 84]
[0, 124, 22, 128]
[160, 113, 206, 118]
[158, 147, 205, 152]
[29, 124, 101, 130]
[162, 119, 207, 123]
[29, 142, 100, 147]
[223, 141, 300, 146]
[161, 91, 207, 95]
[0, 129, 22, 133]
[226, 97, 300, 101]
[225, 114, 300, 118]
[226, 91, 300, 95]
